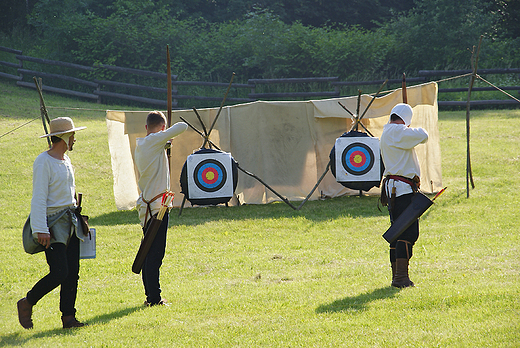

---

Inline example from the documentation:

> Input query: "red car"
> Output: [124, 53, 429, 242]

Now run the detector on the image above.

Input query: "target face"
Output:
[193, 159, 227, 192]
[186, 152, 234, 199]
[335, 137, 381, 182]
[342, 143, 374, 175]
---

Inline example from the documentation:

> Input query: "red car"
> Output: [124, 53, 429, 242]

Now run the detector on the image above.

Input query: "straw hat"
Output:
[40, 117, 86, 138]
[390, 103, 413, 126]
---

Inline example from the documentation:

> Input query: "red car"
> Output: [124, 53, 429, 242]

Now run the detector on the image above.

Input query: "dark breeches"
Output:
[26, 234, 80, 316]
[142, 212, 169, 305]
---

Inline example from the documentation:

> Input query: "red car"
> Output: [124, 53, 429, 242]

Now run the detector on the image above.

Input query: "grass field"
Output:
[1, 80, 519, 347]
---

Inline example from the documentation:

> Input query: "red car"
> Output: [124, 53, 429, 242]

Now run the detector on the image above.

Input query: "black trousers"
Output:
[389, 193, 419, 261]
[26, 233, 80, 316]
[142, 212, 169, 305]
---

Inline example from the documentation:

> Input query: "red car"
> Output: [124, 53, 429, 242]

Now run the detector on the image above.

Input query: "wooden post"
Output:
[33, 77, 51, 148]
[355, 89, 362, 131]
[18, 51, 23, 81]
[166, 45, 172, 168]
[402, 73, 407, 104]
[96, 85, 101, 104]
[465, 35, 482, 198]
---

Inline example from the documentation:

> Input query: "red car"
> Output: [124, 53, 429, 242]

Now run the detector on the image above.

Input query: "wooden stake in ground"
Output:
[465, 35, 482, 197]
[166, 45, 173, 167]
[33, 77, 51, 148]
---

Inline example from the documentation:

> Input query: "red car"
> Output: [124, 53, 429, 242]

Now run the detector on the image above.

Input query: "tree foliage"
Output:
[490, 0, 520, 39]
[0, 0, 519, 82]
[383, 0, 496, 71]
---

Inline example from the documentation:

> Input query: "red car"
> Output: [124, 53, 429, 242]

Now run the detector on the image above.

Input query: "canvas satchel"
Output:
[22, 209, 71, 254]
[22, 216, 44, 254]
[24, 193, 89, 254]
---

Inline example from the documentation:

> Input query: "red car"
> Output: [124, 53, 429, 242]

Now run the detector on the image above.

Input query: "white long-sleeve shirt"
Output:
[30, 152, 76, 234]
[135, 122, 187, 226]
[380, 123, 428, 197]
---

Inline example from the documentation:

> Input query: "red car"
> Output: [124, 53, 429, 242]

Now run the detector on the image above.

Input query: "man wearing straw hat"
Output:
[17, 117, 88, 329]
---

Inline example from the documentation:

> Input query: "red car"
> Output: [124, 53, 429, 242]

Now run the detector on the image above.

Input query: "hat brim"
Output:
[40, 126, 86, 138]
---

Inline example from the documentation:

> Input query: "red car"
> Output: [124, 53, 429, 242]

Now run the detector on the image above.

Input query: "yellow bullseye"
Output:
[353, 154, 363, 164]
[205, 172, 215, 181]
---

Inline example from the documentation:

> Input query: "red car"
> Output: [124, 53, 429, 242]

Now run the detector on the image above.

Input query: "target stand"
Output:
[180, 148, 238, 207]
[330, 130, 383, 192]
[177, 71, 297, 214]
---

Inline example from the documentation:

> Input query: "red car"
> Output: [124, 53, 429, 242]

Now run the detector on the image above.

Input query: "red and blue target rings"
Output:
[193, 159, 227, 192]
[341, 142, 375, 175]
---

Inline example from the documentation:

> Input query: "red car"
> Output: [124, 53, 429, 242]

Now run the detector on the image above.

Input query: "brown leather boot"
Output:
[391, 261, 396, 282]
[61, 315, 86, 329]
[391, 258, 414, 288]
[17, 298, 33, 329]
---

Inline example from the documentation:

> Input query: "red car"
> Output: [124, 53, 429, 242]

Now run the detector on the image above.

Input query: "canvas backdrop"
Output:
[106, 82, 441, 209]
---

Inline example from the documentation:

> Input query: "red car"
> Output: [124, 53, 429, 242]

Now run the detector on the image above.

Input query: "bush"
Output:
[3, 0, 519, 84]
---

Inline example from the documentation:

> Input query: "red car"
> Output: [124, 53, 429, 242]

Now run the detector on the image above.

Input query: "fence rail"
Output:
[1, 45, 519, 108]
[418, 68, 520, 76]
[17, 81, 99, 100]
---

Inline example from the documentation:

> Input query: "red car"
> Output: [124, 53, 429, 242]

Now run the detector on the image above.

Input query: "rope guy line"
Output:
[1, 72, 517, 139]
[475, 74, 520, 104]
[0, 115, 40, 139]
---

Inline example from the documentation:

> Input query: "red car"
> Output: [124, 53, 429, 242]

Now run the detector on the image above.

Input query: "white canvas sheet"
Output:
[106, 82, 441, 209]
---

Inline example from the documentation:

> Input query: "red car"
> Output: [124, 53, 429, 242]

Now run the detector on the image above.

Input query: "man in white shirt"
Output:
[380, 103, 428, 288]
[135, 111, 187, 306]
[18, 117, 87, 329]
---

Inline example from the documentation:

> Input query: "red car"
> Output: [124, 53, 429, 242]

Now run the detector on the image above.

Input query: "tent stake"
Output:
[465, 35, 482, 197]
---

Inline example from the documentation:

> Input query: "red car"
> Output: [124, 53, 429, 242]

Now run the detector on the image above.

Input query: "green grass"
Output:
[1, 80, 519, 347]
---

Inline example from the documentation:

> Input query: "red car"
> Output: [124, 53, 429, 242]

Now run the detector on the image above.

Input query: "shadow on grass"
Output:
[85, 305, 143, 325]
[0, 305, 142, 346]
[89, 209, 140, 226]
[316, 286, 400, 314]
[92, 194, 387, 227]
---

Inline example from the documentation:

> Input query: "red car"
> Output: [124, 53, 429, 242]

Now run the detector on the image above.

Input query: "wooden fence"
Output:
[1, 45, 519, 108]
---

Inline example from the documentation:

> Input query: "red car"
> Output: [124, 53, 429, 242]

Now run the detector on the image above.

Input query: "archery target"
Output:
[334, 137, 381, 182]
[186, 152, 234, 199]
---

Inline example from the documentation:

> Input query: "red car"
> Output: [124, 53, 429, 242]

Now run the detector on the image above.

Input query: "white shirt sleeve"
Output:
[392, 126, 429, 150]
[30, 155, 51, 234]
[152, 122, 188, 148]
